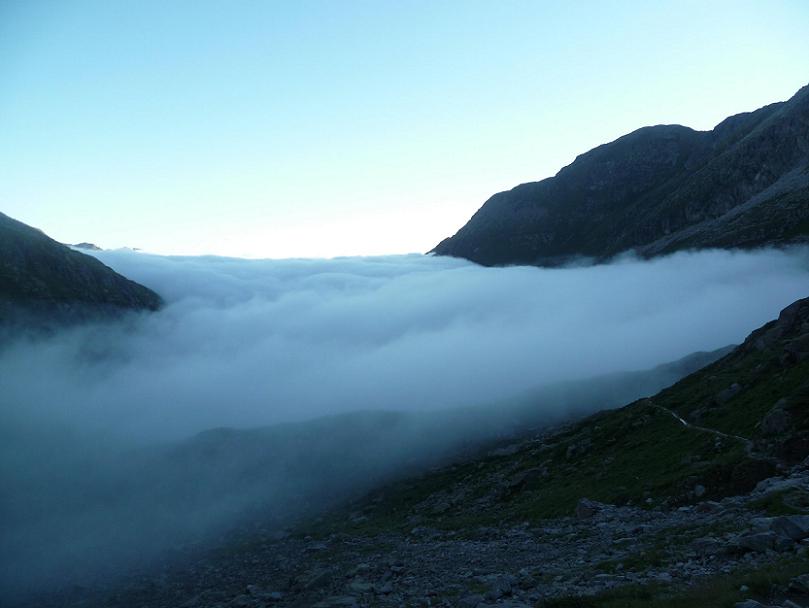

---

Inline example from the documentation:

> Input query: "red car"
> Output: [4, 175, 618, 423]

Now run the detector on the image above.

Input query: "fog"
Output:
[5, 247, 809, 438]
[1, 247, 808, 599]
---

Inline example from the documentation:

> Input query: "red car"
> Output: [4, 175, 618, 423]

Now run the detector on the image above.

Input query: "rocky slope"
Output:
[28, 298, 809, 607]
[0, 212, 162, 329]
[432, 84, 809, 266]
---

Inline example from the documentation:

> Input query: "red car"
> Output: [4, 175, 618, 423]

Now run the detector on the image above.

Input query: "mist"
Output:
[4, 247, 809, 438]
[1, 247, 808, 599]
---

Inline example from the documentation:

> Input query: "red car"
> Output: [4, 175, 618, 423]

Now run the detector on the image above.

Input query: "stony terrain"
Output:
[38, 458, 809, 608]
[432, 83, 809, 267]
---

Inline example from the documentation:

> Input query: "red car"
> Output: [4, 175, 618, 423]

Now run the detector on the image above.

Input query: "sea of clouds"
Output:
[4, 246, 809, 439]
[1, 246, 808, 598]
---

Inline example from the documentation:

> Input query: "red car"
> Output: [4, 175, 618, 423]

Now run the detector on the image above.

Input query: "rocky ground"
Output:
[35, 447, 809, 608]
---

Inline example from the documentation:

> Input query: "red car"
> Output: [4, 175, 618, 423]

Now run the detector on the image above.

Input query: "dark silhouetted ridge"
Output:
[0, 212, 162, 329]
[433, 83, 809, 266]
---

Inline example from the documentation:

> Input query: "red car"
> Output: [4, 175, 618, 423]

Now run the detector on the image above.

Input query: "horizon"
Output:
[3, 1, 809, 258]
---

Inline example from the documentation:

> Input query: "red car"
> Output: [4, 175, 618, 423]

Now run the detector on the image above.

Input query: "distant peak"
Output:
[72, 242, 103, 251]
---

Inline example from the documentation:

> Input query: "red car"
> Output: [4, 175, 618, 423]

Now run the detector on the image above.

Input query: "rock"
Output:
[576, 498, 602, 519]
[694, 500, 722, 513]
[348, 563, 371, 576]
[788, 573, 809, 594]
[504, 468, 546, 491]
[566, 438, 592, 459]
[750, 516, 777, 531]
[348, 579, 373, 593]
[409, 526, 440, 538]
[692, 537, 724, 555]
[458, 594, 484, 607]
[302, 568, 333, 590]
[694, 484, 706, 498]
[737, 531, 794, 553]
[760, 400, 792, 435]
[227, 595, 257, 608]
[312, 597, 359, 608]
[244, 586, 283, 603]
[716, 383, 742, 404]
[735, 601, 766, 608]
[476, 574, 517, 600]
[770, 515, 809, 541]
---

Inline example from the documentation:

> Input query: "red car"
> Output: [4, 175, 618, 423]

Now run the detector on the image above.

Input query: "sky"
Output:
[1, 1, 808, 258]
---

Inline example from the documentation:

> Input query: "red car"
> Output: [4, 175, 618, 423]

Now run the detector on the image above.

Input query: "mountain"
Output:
[72, 242, 102, 251]
[0, 212, 162, 329]
[432, 83, 809, 266]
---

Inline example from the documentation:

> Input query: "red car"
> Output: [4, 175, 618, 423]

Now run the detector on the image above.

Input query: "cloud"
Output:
[1, 246, 807, 599]
[5, 247, 808, 439]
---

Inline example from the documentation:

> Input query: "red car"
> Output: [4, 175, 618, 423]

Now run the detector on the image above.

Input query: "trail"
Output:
[643, 399, 774, 463]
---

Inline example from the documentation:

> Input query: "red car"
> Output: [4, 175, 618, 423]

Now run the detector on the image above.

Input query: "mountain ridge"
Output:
[432, 83, 809, 266]
[0, 212, 162, 330]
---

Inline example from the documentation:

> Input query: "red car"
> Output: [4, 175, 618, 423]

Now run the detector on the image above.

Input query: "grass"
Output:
[655, 348, 809, 441]
[303, 397, 762, 538]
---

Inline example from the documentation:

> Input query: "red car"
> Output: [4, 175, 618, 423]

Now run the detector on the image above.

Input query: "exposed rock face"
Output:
[0, 212, 162, 329]
[432, 83, 809, 266]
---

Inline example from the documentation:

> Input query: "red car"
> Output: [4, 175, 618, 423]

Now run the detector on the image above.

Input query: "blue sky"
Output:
[2, 1, 808, 258]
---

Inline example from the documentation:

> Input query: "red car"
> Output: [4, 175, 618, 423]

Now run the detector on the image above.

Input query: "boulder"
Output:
[504, 468, 546, 491]
[716, 383, 743, 404]
[691, 536, 724, 555]
[737, 531, 794, 553]
[458, 594, 484, 607]
[760, 400, 791, 435]
[788, 573, 809, 594]
[312, 597, 359, 608]
[770, 515, 809, 541]
[575, 498, 602, 519]
[734, 601, 766, 608]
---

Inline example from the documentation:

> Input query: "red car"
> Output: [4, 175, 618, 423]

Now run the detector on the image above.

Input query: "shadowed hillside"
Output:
[0, 212, 162, 330]
[433, 84, 809, 266]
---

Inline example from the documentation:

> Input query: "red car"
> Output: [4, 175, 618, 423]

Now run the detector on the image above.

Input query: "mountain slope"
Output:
[433, 83, 809, 266]
[322, 296, 808, 532]
[0, 212, 162, 327]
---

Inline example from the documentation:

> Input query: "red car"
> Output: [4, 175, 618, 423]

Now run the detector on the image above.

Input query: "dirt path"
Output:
[644, 399, 764, 460]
